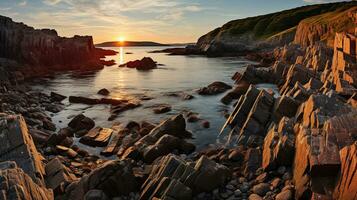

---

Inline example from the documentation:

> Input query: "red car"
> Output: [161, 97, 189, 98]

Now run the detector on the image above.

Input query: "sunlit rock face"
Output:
[0, 15, 100, 68]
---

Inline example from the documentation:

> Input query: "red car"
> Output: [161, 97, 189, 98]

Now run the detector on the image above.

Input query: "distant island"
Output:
[95, 41, 194, 47]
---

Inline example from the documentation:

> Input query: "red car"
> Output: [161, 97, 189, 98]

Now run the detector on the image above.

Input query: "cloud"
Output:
[18, 1, 27, 6]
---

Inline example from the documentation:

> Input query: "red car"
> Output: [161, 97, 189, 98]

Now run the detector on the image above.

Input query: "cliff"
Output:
[0, 15, 116, 75]
[195, 1, 357, 56]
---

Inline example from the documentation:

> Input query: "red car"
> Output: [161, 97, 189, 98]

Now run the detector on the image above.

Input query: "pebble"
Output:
[234, 189, 242, 197]
[240, 182, 250, 193]
[277, 166, 286, 175]
[226, 184, 235, 191]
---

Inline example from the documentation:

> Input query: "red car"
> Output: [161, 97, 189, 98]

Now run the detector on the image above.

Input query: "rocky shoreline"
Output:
[0, 5, 356, 200]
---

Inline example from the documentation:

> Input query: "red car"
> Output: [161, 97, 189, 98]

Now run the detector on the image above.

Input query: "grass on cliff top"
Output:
[209, 1, 357, 39]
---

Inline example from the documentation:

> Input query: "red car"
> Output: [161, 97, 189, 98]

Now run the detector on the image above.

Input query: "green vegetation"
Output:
[210, 1, 357, 39]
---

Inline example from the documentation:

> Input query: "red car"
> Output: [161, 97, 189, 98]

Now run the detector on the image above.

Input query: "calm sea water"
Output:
[31, 46, 264, 153]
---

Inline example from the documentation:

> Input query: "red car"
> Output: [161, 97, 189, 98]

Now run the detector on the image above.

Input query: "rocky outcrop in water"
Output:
[0, 15, 116, 79]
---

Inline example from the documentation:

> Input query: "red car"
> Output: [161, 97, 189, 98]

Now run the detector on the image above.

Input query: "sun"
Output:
[117, 36, 125, 42]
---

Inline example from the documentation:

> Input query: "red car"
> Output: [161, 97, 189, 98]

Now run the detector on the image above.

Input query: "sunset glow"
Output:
[117, 37, 125, 42]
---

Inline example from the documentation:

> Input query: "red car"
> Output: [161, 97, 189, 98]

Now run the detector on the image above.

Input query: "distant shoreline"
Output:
[95, 41, 195, 47]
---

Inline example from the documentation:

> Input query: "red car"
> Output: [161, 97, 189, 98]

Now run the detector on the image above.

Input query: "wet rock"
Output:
[0, 114, 46, 185]
[51, 92, 66, 102]
[79, 127, 113, 147]
[69, 96, 100, 105]
[119, 57, 157, 70]
[109, 101, 141, 121]
[147, 114, 192, 139]
[0, 161, 53, 200]
[68, 114, 95, 133]
[97, 88, 110, 96]
[43, 118, 56, 131]
[65, 159, 137, 199]
[198, 81, 232, 95]
[45, 157, 77, 193]
[56, 145, 78, 158]
[152, 104, 172, 114]
[238, 65, 272, 84]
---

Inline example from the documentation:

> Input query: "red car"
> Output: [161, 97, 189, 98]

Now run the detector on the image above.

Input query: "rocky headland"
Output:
[0, 2, 356, 200]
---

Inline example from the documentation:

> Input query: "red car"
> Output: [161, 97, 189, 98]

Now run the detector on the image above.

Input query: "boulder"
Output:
[84, 190, 109, 200]
[68, 114, 95, 133]
[273, 95, 299, 122]
[0, 114, 46, 186]
[0, 161, 53, 200]
[221, 82, 250, 105]
[197, 81, 232, 95]
[45, 157, 77, 193]
[65, 160, 137, 199]
[252, 183, 270, 196]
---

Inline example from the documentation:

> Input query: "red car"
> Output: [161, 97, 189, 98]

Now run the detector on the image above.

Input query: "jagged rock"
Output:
[29, 128, 51, 144]
[0, 161, 53, 200]
[101, 128, 128, 156]
[120, 115, 194, 162]
[221, 82, 250, 105]
[281, 64, 315, 92]
[65, 160, 137, 200]
[109, 101, 141, 121]
[97, 88, 110, 96]
[302, 94, 352, 128]
[0, 16, 114, 73]
[45, 157, 77, 193]
[143, 134, 195, 163]
[238, 89, 275, 146]
[262, 117, 295, 170]
[333, 143, 357, 200]
[50, 92, 66, 102]
[68, 114, 95, 134]
[79, 127, 113, 147]
[238, 65, 272, 84]
[273, 95, 299, 121]
[0, 114, 46, 186]
[197, 81, 232, 95]
[140, 154, 230, 200]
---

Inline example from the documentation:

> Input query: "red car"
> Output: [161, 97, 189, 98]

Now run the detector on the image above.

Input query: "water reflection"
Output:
[119, 47, 124, 64]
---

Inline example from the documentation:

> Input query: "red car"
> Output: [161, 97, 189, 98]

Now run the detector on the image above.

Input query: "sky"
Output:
[0, 0, 350, 43]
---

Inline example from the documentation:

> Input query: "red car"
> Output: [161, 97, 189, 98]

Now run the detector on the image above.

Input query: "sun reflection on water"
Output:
[119, 47, 124, 64]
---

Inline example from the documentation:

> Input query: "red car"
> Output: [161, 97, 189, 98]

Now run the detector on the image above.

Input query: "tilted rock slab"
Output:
[0, 114, 46, 186]
[0, 161, 53, 200]
[140, 154, 230, 200]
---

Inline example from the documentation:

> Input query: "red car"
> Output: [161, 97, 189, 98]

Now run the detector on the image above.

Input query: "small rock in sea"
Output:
[153, 104, 172, 114]
[202, 120, 210, 128]
[97, 88, 110, 96]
